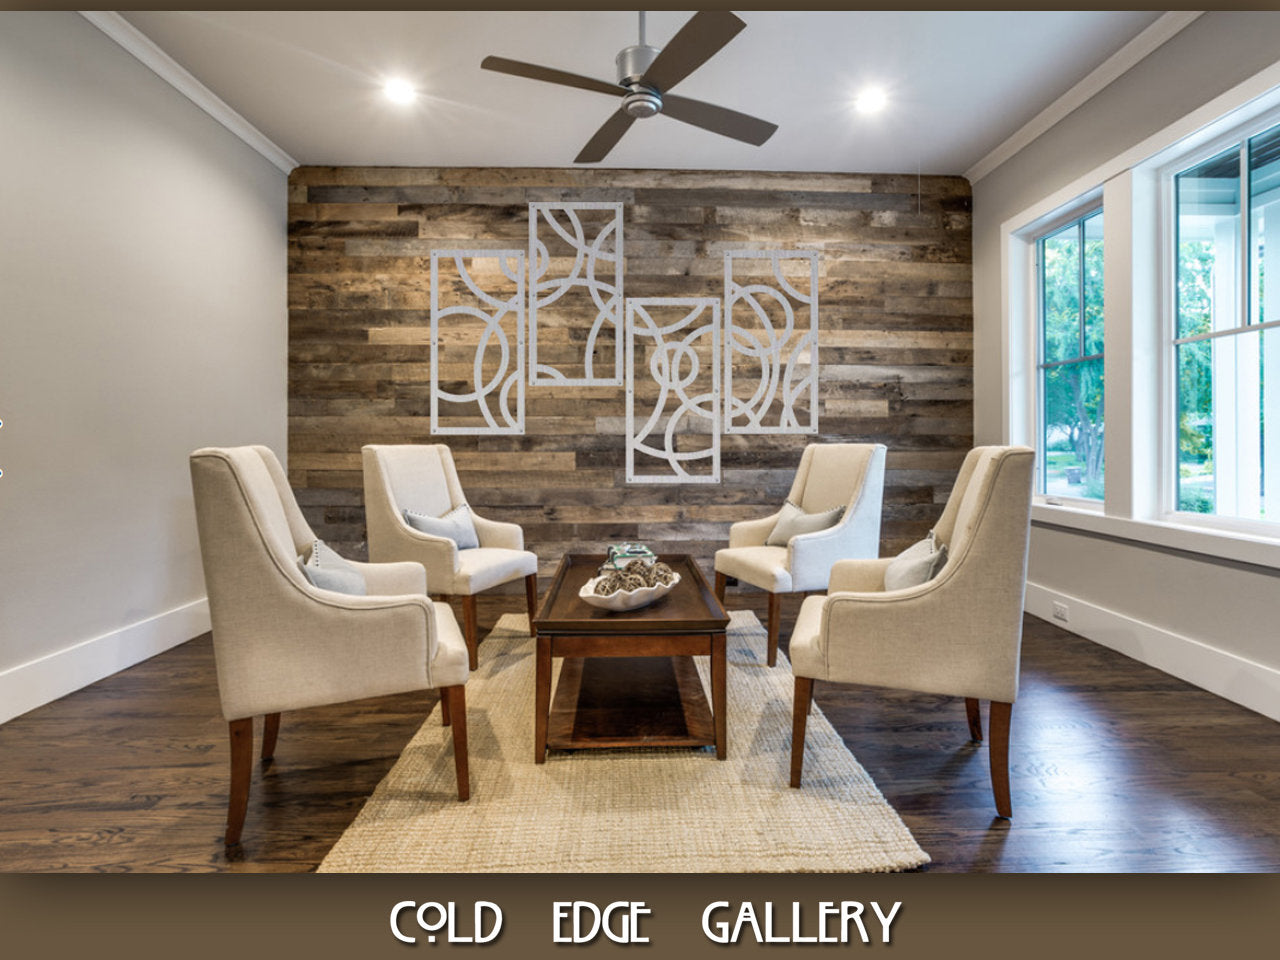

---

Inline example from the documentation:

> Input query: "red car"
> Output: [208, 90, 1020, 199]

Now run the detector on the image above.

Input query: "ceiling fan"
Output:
[481, 10, 778, 164]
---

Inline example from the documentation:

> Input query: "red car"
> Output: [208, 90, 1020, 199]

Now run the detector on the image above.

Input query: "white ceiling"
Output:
[121, 10, 1165, 175]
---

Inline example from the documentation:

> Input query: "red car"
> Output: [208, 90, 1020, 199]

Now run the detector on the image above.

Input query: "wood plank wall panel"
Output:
[287, 167, 972, 577]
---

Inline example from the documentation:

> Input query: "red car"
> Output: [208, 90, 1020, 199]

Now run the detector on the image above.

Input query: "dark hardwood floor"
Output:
[1, 592, 1277, 872]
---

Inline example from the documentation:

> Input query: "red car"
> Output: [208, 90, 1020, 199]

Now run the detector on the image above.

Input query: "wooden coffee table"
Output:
[531, 554, 730, 763]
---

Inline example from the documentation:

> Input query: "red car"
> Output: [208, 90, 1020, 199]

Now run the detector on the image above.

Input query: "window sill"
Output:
[1030, 500, 1280, 571]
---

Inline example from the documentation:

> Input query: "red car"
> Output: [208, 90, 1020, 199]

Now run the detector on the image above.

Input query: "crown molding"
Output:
[965, 11, 1203, 185]
[78, 11, 296, 175]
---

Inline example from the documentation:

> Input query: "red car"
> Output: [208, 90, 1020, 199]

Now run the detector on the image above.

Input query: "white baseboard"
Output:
[0, 599, 210, 724]
[1025, 582, 1280, 723]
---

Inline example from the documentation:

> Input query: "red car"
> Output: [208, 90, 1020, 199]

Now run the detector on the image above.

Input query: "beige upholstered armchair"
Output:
[190, 446, 471, 847]
[363, 444, 539, 669]
[788, 446, 1035, 818]
[714, 443, 887, 666]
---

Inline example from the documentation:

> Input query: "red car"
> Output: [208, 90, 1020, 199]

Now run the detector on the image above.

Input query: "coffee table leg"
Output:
[535, 633, 551, 763]
[711, 632, 726, 760]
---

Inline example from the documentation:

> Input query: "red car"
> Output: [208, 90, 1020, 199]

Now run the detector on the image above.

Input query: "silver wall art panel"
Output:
[723, 250, 820, 435]
[430, 249, 525, 435]
[625, 297, 721, 484]
[529, 202, 624, 386]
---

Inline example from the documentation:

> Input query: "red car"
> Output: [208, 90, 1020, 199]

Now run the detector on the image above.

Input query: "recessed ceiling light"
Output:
[383, 79, 417, 105]
[854, 86, 888, 116]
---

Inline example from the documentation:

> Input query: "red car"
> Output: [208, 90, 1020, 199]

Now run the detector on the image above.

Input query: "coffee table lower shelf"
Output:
[547, 655, 715, 750]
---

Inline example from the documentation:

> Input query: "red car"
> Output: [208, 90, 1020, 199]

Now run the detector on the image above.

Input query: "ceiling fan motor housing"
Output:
[616, 43, 659, 87]
[616, 43, 663, 118]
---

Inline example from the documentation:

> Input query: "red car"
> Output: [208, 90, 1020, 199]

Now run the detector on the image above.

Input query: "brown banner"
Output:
[3, 874, 1278, 959]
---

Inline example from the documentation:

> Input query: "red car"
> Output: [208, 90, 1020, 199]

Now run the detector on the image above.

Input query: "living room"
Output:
[2, 9, 1279, 910]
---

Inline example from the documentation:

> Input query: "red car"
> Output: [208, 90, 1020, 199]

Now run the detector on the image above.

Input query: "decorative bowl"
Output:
[578, 573, 681, 612]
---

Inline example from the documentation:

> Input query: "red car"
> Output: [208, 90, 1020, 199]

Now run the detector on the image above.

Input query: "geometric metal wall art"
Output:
[528, 202, 624, 386]
[723, 250, 820, 434]
[430, 249, 526, 435]
[625, 297, 721, 484]
[424, 214, 822, 474]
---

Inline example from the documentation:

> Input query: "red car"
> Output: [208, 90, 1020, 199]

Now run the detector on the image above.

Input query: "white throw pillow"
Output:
[298, 539, 367, 595]
[883, 532, 948, 591]
[404, 503, 479, 550]
[765, 500, 845, 546]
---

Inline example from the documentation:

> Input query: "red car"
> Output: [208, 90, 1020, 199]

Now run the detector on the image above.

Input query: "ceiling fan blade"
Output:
[640, 10, 746, 93]
[661, 94, 778, 147]
[480, 56, 622, 98]
[574, 108, 637, 164]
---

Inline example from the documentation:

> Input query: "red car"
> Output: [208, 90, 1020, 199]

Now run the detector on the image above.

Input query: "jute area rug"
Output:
[318, 611, 929, 873]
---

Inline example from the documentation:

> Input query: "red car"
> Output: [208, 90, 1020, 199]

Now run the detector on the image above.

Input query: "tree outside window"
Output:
[1038, 211, 1105, 500]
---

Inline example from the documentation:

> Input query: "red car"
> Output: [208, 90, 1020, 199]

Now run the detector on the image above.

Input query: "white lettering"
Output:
[391, 901, 502, 944]
[818, 902, 839, 943]
[390, 900, 416, 944]
[703, 901, 731, 944]
[762, 902, 787, 943]
[871, 901, 903, 943]
[842, 901, 869, 943]
[475, 901, 503, 944]
[791, 901, 817, 944]
[701, 899, 900, 945]
[731, 901, 763, 944]
[554, 901, 649, 944]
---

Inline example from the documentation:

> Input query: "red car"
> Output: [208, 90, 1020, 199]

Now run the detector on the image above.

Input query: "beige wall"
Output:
[0, 12, 288, 720]
[971, 12, 1280, 706]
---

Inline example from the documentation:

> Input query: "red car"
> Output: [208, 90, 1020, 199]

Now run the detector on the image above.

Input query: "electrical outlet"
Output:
[1051, 601, 1069, 622]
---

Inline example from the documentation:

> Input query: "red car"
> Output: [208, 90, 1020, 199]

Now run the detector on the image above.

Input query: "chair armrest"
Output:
[349, 559, 426, 597]
[472, 512, 524, 551]
[215, 587, 437, 720]
[788, 516, 882, 592]
[813, 571, 1022, 703]
[827, 557, 894, 593]
[729, 511, 781, 548]
[370, 517, 459, 591]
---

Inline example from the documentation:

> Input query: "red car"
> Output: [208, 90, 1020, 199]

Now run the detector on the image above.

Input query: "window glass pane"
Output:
[1177, 328, 1277, 522]
[1249, 123, 1280, 327]
[1176, 146, 1240, 339]
[1043, 357, 1104, 501]
[1082, 211, 1105, 356]
[1176, 339, 1214, 513]
[1041, 221, 1081, 364]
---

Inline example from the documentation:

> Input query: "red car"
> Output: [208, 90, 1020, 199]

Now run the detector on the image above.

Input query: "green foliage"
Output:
[1178, 488, 1215, 514]
[1176, 247, 1216, 490]
[1040, 218, 1105, 490]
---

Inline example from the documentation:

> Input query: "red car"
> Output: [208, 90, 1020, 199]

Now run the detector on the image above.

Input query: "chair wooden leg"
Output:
[444, 686, 470, 802]
[461, 594, 478, 670]
[260, 712, 280, 762]
[524, 573, 538, 629]
[439, 688, 451, 726]
[790, 677, 814, 788]
[714, 571, 727, 604]
[965, 697, 983, 742]
[766, 592, 781, 667]
[989, 700, 1013, 819]
[226, 718, 253, 847]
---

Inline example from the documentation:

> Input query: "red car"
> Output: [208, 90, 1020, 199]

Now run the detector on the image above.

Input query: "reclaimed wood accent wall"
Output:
[288, 168, 972, 576]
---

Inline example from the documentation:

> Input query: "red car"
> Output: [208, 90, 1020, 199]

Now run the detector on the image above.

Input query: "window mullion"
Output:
[1240, 145, 1250, 330]
[1078, 219, 1087, 357]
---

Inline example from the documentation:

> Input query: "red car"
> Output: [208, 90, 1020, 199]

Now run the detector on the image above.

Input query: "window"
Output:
[1037, 210, 1105, 500]
[1003, 76, 1280, 569]
[1173, 120, 1280, 523]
